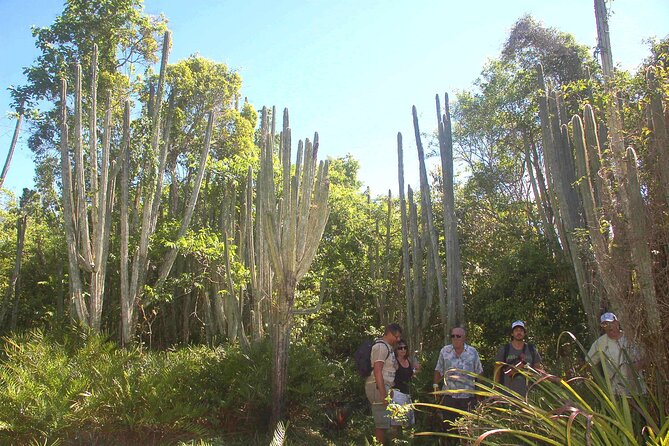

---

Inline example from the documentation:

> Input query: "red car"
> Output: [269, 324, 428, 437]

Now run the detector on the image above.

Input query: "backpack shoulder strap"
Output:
[527, 343, 537, 364]
[373, 339, 391, 360]
[503, 342, 511, 362]
[374, 339, 390, 359]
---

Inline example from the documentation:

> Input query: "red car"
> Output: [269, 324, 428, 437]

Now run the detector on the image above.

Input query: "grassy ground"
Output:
[49, 408, 445, 445]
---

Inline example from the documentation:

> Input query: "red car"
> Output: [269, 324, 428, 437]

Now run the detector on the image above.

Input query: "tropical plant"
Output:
[0, 329, 350, 444]
[412, 334, 666, 446]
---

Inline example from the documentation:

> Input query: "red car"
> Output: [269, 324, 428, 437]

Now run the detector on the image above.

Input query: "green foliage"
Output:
[0, 329, 350, 443]
[465, 236, 586, 369]
[502, 15, 598, 88]
[450, 14, 594, 374]
[302, 155, 403, 359]
[13, 0, 167, 158]
[0, 189, 67, 335]
[416, 339, 667, 446]
[454, 15, 598, 191]
[163, 55, 252, 161]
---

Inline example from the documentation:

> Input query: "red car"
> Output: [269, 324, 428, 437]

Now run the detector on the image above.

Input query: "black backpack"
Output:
[354, 339, 390, 377]
[496, 342, 538, 383]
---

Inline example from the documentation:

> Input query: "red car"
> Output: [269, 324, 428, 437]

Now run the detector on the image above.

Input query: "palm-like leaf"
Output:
[269, 420, 286, 446]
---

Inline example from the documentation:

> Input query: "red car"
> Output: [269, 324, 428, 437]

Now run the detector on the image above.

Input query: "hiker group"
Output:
[360, 313, 645, 445]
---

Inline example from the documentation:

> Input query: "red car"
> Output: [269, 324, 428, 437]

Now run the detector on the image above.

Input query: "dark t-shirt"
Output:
[394, 360, 414, 394]
[494, 343, 542, 396]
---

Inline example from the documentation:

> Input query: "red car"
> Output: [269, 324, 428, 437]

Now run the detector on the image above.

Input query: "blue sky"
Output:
[0, 0, 667, 199]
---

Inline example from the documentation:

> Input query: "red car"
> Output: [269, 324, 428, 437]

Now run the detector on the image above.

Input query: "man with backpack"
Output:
[494, 320, 543, 396]
[363, 322, 402, 445]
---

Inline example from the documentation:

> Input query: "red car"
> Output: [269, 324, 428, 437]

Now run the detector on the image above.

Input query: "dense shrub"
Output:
[0, 329, 350, 444]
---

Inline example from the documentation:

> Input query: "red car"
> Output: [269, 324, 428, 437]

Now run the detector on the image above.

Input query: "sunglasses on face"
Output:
[451, 334, 463, 338]
[397, 346, 408, 350]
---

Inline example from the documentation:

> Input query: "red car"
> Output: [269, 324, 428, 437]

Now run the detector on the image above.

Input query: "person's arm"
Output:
[473, 353, 484, 399]
[411, 354, 421, 373]
[493, 347, 504, 384]
[433, 370, 443, 386]
[433, 351, 445, 399]
[530, 346, 544, 371]
[586, 340, 601, 366]
[373, 361, 388, 405]
[531, 357, 545, 373]
[433, 370, 442, 400]
[493, 364, 503, 384]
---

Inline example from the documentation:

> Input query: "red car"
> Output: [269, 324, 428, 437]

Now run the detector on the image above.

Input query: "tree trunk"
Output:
[2, 210, 27, 329]
[271, 281, 293, 427]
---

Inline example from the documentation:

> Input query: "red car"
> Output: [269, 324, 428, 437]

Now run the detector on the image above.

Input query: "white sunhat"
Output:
[600, 312, 618, 323]
[511, 320, 526, 330]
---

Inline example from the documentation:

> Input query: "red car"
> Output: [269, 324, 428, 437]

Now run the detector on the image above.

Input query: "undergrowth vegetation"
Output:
[411, 336, 669, 446]
[0, 328, 361, 445]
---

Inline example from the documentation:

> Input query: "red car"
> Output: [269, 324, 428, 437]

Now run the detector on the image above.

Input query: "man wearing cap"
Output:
[587, 312, 646, 396]
[494, 320, 543, 396]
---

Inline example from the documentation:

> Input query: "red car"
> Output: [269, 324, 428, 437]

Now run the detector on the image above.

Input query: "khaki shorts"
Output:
[365, 381, 391, 429]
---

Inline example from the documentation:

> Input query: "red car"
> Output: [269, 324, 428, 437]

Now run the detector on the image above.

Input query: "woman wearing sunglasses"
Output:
[391, 340, 420, 427]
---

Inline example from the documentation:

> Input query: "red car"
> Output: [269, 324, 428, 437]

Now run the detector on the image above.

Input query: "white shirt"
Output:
[587, 333, 646, 396]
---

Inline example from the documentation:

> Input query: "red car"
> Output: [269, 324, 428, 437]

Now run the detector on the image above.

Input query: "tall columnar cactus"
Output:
[436, 93, 464, 328]
[59, 45, 119, 331]
[571, 108, 628, 311]
[408, 184, 427, 340]
[571, 102, 666, 368]
[591, 0, 664, 347]
[412, 105, 448, 342]
[646, 68, 669, 209]
[537, 65, 601, 336]
[258, 106, 330, 426]
[118, 31, 216, 344]
[397, 133, 415, 345]
[120, 31, 172, 344]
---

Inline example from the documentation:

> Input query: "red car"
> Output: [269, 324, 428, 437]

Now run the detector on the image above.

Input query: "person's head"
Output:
[450, 326, 466, 348]
[511, 320, 526, 341]
[600, 312, 620, 338]
[384, 323, 403, 346]
[395, 339, 408, 357]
